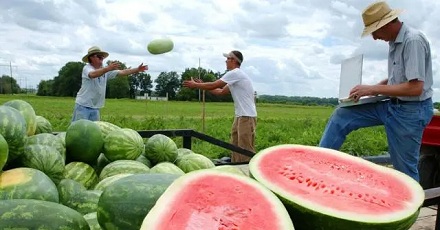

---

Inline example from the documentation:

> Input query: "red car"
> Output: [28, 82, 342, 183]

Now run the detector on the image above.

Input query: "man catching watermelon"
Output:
[319, 1, 434, 182]
[71, 46, 148, 122]
[183, 50, 257, 163]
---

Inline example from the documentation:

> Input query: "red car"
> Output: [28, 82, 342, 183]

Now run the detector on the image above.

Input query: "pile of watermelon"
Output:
[0, 99, 426, 230]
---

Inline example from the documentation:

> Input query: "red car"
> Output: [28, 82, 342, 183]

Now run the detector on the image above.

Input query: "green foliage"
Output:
[0, 75, 21, 94]
[52, 62, 85, 97]
[154, 71, 180, 99]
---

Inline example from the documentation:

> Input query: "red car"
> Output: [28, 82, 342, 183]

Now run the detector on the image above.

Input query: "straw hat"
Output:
[82, 46, 109, 63]
[361, 1, 403, 37]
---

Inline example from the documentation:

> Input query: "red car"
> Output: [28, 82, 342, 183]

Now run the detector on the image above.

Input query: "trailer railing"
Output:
[138, 129, 440, 229]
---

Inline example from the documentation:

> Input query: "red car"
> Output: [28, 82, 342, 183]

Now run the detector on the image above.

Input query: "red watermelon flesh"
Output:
[249, 144, 424, 229]
[140, 170, 294, 230]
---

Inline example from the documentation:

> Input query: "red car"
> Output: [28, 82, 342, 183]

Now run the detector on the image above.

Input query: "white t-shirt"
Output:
[220, 68, 257, 117]
[75, 64, 118, 109]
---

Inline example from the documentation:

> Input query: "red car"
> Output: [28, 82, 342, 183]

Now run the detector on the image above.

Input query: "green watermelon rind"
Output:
[0, 199, 89, 229]
[25, 133, 66, 161]
[3, 99, 37, 136]
[0, 134, 8, 171]
[34, 115, 53, 134]
[149, 162, 185, 176]
[21, 144, 65, 185]
[93, 173, 134, 191]
[176, 153, 215, 173]
[0, 105, 27, 161]
[0, 167, 59, 203]
[249, 144, 425, 230]
[84, 212, 101, 230]
[58, 179, 102, 215]
[144, 134, 178, 165]
[65, 119, 103, 164]
[103, 128, 144, 162]
[97, 173, 180, 230]
[140, 170, 295, 230]
[64, 162, 99, 189]
[98, 160, 149, 181]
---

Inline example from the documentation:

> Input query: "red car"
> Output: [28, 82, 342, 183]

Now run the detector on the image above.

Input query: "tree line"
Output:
[3, 60, 439, 108]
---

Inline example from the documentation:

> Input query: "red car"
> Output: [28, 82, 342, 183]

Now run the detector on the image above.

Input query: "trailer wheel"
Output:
[418, 145, 440, 189]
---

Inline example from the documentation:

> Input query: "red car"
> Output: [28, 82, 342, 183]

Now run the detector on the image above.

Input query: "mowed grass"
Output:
[0, 94, 389, 159]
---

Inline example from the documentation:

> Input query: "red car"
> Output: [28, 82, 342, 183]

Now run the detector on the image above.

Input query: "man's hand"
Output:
[349, 85, 376, 102]
[137, 63, 148, 72]
[106, 62, 121, 71]
[183, 77, 198, 89]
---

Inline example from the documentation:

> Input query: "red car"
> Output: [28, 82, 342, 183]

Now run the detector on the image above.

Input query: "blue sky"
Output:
[0, 0, 439, 101]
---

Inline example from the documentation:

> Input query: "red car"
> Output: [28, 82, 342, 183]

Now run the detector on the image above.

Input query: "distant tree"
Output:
[0, 75, 21, 94]
[154, 71, 180, 100]
[129, 72, 153, 98]
[105, 60, 130, 99]
[52, 62, 85, 97]
[177, 68, 229, 102]
[37, 79, 55, 96]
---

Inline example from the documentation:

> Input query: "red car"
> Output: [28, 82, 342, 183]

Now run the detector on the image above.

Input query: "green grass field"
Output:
[0, 94, 389, 159]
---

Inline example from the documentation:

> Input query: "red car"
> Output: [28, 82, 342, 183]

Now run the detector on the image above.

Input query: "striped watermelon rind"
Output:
[94, 173, 133, 191]
[0, 167, 59, 202]
[150, 162, 185, 176]
[0, 134, 8, 171]
[35, 115, 53, 134]
[176, 153, 215, 173]
[21, 144, 65, 184]
[58, 179, 102, 215]
[94, 121, 121, 140]
[3, 99, 37, 136]
[66, 119, 103, 164]
[84, 212, 101, 230]
[99, 160, 149, 181]
[0, 105, 27, 161]
[103, 128, 144, 162]
[0, 199, 89, 229]
[144, 134, 178, 165]
[64, 162, 99, 189]
[25, 133, 66, 161]
[97, 174, 179, 230]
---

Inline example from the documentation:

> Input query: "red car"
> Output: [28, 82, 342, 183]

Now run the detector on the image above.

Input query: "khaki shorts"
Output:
[230, 116, 257, 163]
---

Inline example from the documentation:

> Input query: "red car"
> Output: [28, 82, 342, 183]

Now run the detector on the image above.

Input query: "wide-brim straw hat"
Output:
[361, 1, 403, 37]
[82, 46, 109, 63]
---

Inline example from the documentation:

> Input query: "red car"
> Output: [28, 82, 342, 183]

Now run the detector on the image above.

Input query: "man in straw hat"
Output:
[183, 50, 257, 163]
[319, 1, 434, 182]
[71, 46, 148, 122]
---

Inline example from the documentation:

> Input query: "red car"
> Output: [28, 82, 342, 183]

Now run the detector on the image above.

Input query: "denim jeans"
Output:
[71, 103, 100, 122]
[319, 99, 434, 182]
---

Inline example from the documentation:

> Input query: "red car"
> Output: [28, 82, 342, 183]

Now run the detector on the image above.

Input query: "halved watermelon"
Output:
[140, 170, 294, 230]
[249, 144, 425, 230]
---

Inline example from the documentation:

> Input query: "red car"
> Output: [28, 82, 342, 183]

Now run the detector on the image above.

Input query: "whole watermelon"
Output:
[25, 133, 66, 161]
[0, 105, 27, 161]
[35, 115, 53, 134]
[97, 174, 179, 230]
[58, 179, 102, 215]
[144, 134, 178, 165]
[0, 167, 59, 202]
[0, 134, 8, 171]
[99, 160, 149, 181]
[21, 144, 65, 184]
[176, 153, 215, 173]
[66, 119, 103, 164]
[3, 99, 37, 136]
[94, 120, 121, 140]
[103, 128, 144, 162]
[150, 162, 185, 176]
[64, 162, 99, 189]
[0, 199, 89, 229]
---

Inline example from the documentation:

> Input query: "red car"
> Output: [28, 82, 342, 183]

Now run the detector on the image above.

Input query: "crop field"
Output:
[0, 94, 389, 159]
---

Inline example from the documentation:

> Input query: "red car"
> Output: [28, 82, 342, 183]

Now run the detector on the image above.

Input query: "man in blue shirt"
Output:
[71, 46, 148, 122]
[319, 1, 434, 181]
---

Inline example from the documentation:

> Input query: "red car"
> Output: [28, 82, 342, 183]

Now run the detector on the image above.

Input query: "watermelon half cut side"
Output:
[249, 144, 425, 230]
[140, 170, 295, 230]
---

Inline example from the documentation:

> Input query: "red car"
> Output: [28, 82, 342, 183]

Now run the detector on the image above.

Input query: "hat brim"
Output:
[361, 9, 403, 37]
[82, 51, 109, 63]
[222, 52, 242, 63]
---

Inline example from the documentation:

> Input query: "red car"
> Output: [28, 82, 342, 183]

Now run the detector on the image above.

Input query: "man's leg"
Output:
[234, 117, 256, 163]
[230, 117, 241, 163]
[89, 109, 100, 121]
[319, 102, 386, 150]
[71, 104, 87, 123]
[385, 100, 434, 181]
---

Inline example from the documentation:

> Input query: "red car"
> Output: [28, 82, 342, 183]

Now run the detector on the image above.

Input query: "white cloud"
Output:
[0, 0, 439, 102]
